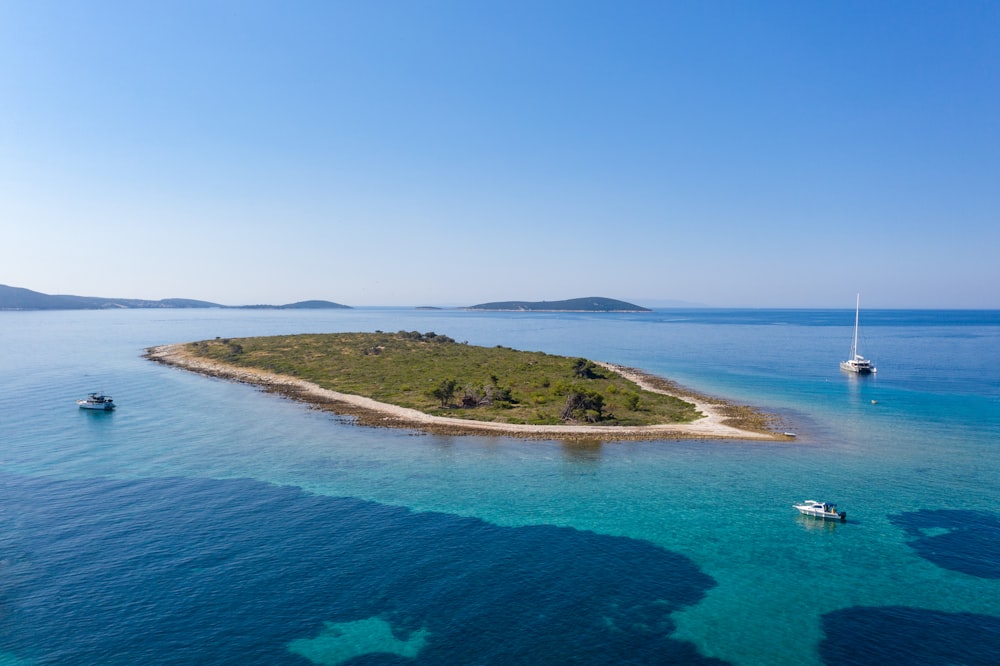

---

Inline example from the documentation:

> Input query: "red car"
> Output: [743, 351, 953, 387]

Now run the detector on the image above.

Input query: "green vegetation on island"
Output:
[467, 297, 651, 312]
[184, 331, 700, 427]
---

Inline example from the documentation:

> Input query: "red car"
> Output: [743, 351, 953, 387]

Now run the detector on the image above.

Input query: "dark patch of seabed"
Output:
[888, 509, 1000, 579]
[0, 473, 726, 664]
[819, 606, 1000, 665]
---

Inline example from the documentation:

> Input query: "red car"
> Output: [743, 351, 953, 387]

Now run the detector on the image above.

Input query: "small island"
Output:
[146, 332, 786, 441]
[467, 297, 651, 312]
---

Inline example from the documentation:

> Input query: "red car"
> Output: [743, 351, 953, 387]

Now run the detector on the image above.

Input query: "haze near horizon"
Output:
[2, 2, 998, 309]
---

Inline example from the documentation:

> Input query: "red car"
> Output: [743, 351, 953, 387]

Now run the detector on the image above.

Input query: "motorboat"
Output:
[793, 500, 846, 522]
[840, 293, 876, 374]
[77, 393, 115, 411]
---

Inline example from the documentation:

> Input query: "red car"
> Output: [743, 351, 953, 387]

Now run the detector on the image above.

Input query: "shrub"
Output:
[561, 389, 605, 422]
[572, 358, 602, 379]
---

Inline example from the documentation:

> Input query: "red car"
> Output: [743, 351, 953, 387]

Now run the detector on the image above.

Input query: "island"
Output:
[145, 331, 787, 441]
[234, 300, 350, 310]
[0, 284, 350, 310]
[467, 297, 651, 312]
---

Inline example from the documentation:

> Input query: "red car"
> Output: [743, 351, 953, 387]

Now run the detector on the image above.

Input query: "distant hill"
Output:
[468, 297, 651, 312]
[236, 300, 351, 310]
[0, 285, 350, 310]
[0, 285, 220, 310]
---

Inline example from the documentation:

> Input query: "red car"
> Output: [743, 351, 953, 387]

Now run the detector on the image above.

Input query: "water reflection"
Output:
[560, 439, 603, 464]
[795, 515, 843, 532]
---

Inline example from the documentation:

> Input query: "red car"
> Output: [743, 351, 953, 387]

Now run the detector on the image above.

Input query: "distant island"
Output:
[0, 285, 350, 311]
[468, 297, 651, 312]
[234, 300, 351, 310]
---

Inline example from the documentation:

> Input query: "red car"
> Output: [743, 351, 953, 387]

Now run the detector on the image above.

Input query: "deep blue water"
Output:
[0, 308, 998, 665]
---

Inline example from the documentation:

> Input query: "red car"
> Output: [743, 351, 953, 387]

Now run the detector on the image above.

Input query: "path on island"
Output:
[146, 344, 781, 441]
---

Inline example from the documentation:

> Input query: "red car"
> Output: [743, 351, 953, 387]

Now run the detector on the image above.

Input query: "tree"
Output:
[431, 378, 459, 407]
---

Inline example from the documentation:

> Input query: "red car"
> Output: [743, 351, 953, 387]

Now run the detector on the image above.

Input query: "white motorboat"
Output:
[840, 293, 876, 374]
[77, 393, 115, 411]
[793, 500, 846, 522]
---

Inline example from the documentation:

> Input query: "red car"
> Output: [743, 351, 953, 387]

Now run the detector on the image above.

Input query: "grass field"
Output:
[185, 331, 701, 427]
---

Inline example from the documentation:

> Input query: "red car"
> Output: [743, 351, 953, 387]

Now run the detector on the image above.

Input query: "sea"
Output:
[1, 307, 998, 665]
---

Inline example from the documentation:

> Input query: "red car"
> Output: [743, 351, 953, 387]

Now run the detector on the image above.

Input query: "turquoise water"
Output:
[1, 308, 998, 664]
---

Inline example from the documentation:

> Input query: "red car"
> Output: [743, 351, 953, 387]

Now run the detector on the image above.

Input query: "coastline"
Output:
[145, 344, 785, 441]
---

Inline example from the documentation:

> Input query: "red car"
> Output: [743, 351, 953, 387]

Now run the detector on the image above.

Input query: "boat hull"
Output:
[840, 360, 874, 374]
[78, 401, 114, 410]
[795, 508, 846, 521]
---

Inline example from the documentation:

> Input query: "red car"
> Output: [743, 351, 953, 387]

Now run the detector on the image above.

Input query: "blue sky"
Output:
[2, 1, 998, 308]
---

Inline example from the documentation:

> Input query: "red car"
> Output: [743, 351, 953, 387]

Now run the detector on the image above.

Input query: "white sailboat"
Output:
[840, 294, 876, 374]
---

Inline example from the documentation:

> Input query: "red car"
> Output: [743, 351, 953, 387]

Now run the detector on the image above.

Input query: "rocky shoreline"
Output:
[145, 344, 788, 442]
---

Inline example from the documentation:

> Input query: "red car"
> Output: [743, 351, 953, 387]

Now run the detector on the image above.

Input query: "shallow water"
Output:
[0, 308, 997, 664]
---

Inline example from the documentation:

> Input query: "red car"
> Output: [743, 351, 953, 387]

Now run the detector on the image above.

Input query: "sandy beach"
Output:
[145, 344, 784, 441]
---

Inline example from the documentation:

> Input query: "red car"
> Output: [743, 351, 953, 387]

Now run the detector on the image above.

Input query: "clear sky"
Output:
[2, 1, 998, 308]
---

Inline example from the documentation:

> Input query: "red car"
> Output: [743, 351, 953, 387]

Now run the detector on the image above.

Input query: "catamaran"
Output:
[840, 294, 876, 374]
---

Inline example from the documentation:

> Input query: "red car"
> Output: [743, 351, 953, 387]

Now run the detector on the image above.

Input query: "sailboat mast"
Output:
[852, 293, 860, 358]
